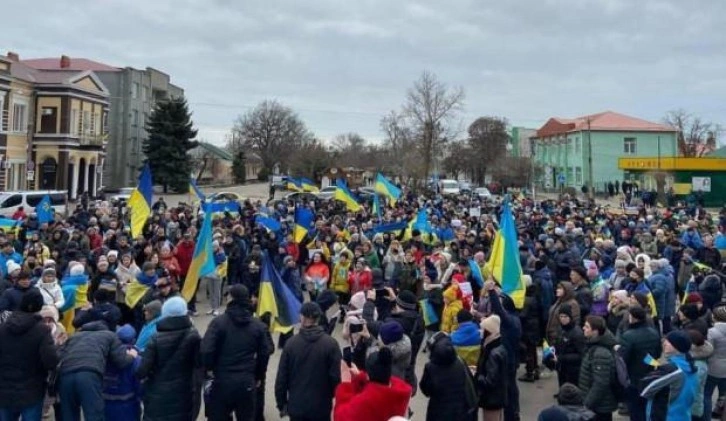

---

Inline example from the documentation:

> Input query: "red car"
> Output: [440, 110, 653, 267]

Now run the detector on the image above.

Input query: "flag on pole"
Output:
[181, 206, 217, 302]
[257, 254, 302, 333]
[255, 215, 282, 233]
[484, 201, 526, 309]
[374, 173, 401, 206]
[189, 178, 205, 201]
[36, 194, 54, 224]
[372, 193, 382, 221]
[128, 164, 153, 239]
[293, 207, 314, 243]
[300, 178, 319, 193]
[286, 177, 303, 192]
[468, 259, 484, 288]
[334, 179, 361, 212]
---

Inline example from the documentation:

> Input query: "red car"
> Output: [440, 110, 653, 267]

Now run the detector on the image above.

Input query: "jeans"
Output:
[58, 371, 104, 421]
[206, 274, 223, 311]
[625, 384, 647, 421]
[0, 401, 43, 421]
[704, 375, 726, 418]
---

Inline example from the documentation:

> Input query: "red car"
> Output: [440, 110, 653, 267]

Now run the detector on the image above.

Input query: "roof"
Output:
[195, 142, 233, 161]
[535, 111, 676, 138]
[21, 57, 120, 72]
[8, 62, 110, 96]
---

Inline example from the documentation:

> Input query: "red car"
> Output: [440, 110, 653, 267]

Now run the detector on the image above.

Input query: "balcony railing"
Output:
[79, 133, 107, 146]
[0, 110, 7, 132]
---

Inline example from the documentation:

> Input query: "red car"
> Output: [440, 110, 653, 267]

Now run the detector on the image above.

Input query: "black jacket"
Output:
[578, 331, 619, 414]
[520, 286, 542, 344]
[137, 316, 202, 421]
[573, 283, 593, 321]
[72, 302, 122, 331]
[420, 335, 477, 421]
[618, 320, 661, 384]
[0, 312, 59, 407]
[275, 325, 342, 419]
[555, 322, 586, 381]
[59, 320, 132, 376]
[476, 336, 508, 410]
[201, 301, 271, 382]
[0, 285, 33, 312]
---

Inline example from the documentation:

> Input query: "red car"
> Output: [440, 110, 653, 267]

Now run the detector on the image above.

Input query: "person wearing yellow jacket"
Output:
[441, 284, 463, 334]
[331, 251, 352, 311]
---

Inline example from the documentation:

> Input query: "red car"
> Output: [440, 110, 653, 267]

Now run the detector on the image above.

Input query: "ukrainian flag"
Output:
[255, 215, 282, 233]
[334, 179, 361, 212]
[181, 206, 216, 302]
[300, 177, 319, 193]
[257, 254, 302, 333]
[484, 202, 526, 309]
[286, 177, 303, 192]
[542, 339, 555, 359]
[128, 164, 153, 239]
[643, 353, 660, 367]
[372, 193, 382, 221]
[468, 259, 484, 288]
[419, 298, 439, 327]
[189, 177, 205, 201]
[0, 217, 21, 233]
[374, 173, 401, 206]
[293, 206, 314, 243]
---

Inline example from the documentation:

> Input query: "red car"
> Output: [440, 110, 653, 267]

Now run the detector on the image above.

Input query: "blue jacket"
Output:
[0, 251, 22, 278]
[136, 317, 161, 352]
[680, 230, 704, 250]
[103, 344, 141, 401]
[648, 268, 672, 319]
[532, 268, 555, 323]
[642, 353, 698, 421]
[450, 321, 481, 347]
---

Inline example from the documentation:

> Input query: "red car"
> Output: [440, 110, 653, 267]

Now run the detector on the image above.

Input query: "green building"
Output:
[531, 111, 677, 192]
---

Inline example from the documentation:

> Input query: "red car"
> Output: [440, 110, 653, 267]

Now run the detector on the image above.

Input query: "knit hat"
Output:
[316, 289, 338, 312]
[557, 383, 584, 406]
[680, 303, 700, 321]
[300, 302, 322, 321]
[396, 290, 417, 311]
[20, 289, 44, 313]
[457, 309, 474, 324]
[43, 259, 56, 268]
[229, 285, 250, 304]
[143, 300, 162, 319]
[348, 291, 366, 311]
[366, 347, 393, 385]
[6, 261, 20, 274]
[116, 324, 136, 344]
[41, 268, 56, 279]
[69, 263, 85, 277]
[665, 330, 692, 354]
[629, 306, 647, 322]
[481, 315, 501, 335]
[614, 259, 627, 269]
[161, 297, 188, 318]
[558, 304, 573, 319]
[40, 305, 59, 322]
[685, 292, 703, 304]
[571, 266, 588, 281]
[379, 321, 404, 345]
[713, 305, 726, 323]
[611, 290, 629, 304]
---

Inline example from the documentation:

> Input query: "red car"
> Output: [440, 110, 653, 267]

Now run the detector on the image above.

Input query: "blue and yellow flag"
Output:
[36, 194, 54, 224]
[189, 178, 205, 201]
[484, 202, 526, 309]
[371, 220, 408, 235]
[181, 207, 217, 302]
[286, 177, 303, 192]
[468, 259, 484, 288]
[128, 164, 153, 238]
[419, 299, 439, 327]
[0, 217, 21, 233]
[257, 254, 302, 333]
[643, 353, 660, 367]
[255, 215, 282, 233]
[374, 173, 401, 206]
[205, 201, 241, 214]
[335, 179, 361, 212]
[300, 177, 319, 193]
[372, 193, 382, 221]
[542, 339, 555, 359]
[293, 206, 314, 244]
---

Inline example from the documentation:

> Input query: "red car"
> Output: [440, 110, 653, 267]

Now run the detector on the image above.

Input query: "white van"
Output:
[0, 191, 68, 217]
[439, 179, 461, 196]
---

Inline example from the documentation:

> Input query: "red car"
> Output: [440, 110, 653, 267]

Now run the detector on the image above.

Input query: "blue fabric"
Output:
[680, 230, 704, 250]
[450, 321, 481, 347]
[136, 317, 161, 352]
[59, 274, 89, 313]
[213, 250, 227, 267]
[103, 344, 141, 418]
[715, 233, 726, 250]
[666, 354, 699, 421]
[59, 371, 105, 421]
[0, 251, 22, 278]
[0, 400, 43, 421]
[135, 272, 158, 287]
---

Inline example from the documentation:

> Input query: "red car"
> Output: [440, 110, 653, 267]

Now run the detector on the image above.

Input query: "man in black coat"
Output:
[59, 320, 136, 421]
[275, 302, 342, 421]
[202, 285, 272, 421]
[0, 289, 59, 419]
[0, 270, 34, 311]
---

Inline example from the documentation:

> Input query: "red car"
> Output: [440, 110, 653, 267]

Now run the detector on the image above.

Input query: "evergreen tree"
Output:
[232, 151, 247, 184]
[143, 97, 198, 193]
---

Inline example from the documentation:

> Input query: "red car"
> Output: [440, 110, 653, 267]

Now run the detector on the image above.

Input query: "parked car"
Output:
[315, 186, 337, 200]
[473, 187, 492, 200]
[207, 192, 243, 202]
[0, 190, 68, 218]
[439, 179, 460, 196]
[109, 188, 135, 202]
[283, 192, 319, 203]
[459, 180, 473, 193]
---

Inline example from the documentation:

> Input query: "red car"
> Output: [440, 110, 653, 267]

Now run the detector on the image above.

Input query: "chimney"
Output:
[6, 52, 19, 61]
[60, 55, 71, 68]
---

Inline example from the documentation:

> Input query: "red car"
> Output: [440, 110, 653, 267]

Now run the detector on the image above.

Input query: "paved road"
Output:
[159, 182, 272, 206]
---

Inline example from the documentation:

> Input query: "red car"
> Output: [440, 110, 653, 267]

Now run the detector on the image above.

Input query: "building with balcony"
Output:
[1, 52, 108, 198]
[531, 111, 678, 192]
[21, 56, 184, 188]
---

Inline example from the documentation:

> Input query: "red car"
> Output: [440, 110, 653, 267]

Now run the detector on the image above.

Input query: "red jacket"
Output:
[348, 269, 372, 294]
[334, 372, 411, 421]
[285, 242, 300, 263]
[174, 240, 195, 276]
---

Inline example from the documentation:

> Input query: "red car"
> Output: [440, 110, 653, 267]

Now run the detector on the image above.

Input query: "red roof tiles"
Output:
[21, 57, 120, 72]
[536, 111, 676, 138]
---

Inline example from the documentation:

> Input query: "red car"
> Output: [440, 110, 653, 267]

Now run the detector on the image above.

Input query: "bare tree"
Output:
[442, 140, 471, 179]
[228, 100, 312, 172]
[663, 109, 720, 157]
[380, 110, 417, 180]
[289, 138, 331, 180]
[331, 132, 369, 168]
[403, 71, 465, 183]
[467, 116, 509, 185]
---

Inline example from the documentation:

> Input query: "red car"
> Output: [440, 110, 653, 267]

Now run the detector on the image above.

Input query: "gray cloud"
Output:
[4, 0, 724, 145]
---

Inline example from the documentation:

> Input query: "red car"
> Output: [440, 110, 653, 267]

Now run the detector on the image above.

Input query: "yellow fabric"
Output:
[454, 345, 481, 367]
[441, 299, 463, 334]
[331, 261, 351, 293]
[128, 189, 151, 239]
[125, 280, 150, 308]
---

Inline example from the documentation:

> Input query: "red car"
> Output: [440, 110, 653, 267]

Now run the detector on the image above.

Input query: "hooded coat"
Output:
[578, 331, 619, 414]
[333, 371, 411, 421]
[641, 353, 699, 421]
[546, 281, 581, 344]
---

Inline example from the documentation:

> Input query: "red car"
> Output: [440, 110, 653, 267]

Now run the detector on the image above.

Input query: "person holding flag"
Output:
[128, 164, 153, 239]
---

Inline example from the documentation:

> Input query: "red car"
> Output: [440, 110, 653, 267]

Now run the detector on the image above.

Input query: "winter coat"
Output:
[201, 301, 271, 383]
[648, 268, 674, 319]
[0, 312, 59, 407]
[275, 325, 342, 419]
[533, 267, 555, 326]
[546, 282, 581, 343]
[420, 335, 477, 421]
[607, 302, 629, 334]
[699, 274, 722, 310]
[386, 308, 425, 367]
[330, 261, 351, 294]
[573, 283, 593, 321]
[0, 285, 33, 312]
[553, 248, 578, 282]
[103, 344, 142, 406]
[136, 316, 202, 421]
[641, 353, 699, 421]
[174, 240, 195, 277]
[554, 321, 586, 383]
[589, 278, 610, 317]
[451, 321, 482, 367]
[538, 405, 596, 421]
[489, 289, 523, 369]
[377, 335, 412, 388]
[347, 269, 372, 295]
[36, 280, 65, 309]
[690, 341, 714, 418]
[619, 320, 661, 384]
[136, 316, 160, 352]
[333, 372, 411, 421]
[73, 301, 123, 331]
[707, 322, 726, 378]
[578, 331, 618, 414]
[441, 298, 463, 334]
[475, 336, 509, 410]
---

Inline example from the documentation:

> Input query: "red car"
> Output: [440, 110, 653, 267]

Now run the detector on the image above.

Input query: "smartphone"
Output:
[349, 323, 364, 334]
[375, 289, 386, 299]
[342, 346, 353, 366]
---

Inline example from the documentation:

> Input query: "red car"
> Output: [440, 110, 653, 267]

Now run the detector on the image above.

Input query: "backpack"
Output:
[610, 348, 630, 400]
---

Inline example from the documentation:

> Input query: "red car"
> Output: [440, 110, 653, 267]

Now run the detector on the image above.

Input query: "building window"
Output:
[40, 107, 58, 133]
[142, 86, 149, 101]
[11, 102, 27, 132]
[566, 168, 573, 185]
[133, 110, 139, 126]
[624, 137, 637, 154]
[575, 137, 581, 154]
[90, 112, 96, 135]
[567, 139, 573, 155]
[70, 109, 78, 136]
[0, 95, 5, 132]
[575, 167, 583, 185]
[83, 111, 91, 134]
[102, 112, 109, 134]
[132, 83, 140, 99]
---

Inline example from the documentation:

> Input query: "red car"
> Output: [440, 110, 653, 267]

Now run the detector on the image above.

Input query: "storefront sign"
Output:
[692, 177, 711, 192]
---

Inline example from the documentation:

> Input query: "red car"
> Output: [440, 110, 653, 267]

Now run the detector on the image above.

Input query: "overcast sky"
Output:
[4, 0, 725, 146]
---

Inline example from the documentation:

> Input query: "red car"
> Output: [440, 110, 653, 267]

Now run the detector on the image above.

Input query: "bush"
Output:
[257, 167, 270, 182]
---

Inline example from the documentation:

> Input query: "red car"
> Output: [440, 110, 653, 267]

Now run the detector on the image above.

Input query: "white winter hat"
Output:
[69, 263, 85, 277]
[6, 261, 20, 274]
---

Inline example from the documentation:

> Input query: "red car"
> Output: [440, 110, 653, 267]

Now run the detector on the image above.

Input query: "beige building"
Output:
[1, 52, 107, 198]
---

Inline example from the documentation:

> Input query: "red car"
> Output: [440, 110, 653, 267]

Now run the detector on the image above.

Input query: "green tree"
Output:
[143, 97, 198, 192]
[232, 151, 247, 184]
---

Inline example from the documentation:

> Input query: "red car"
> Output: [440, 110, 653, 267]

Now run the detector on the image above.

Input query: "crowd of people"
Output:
[0, 185, 724, 421]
